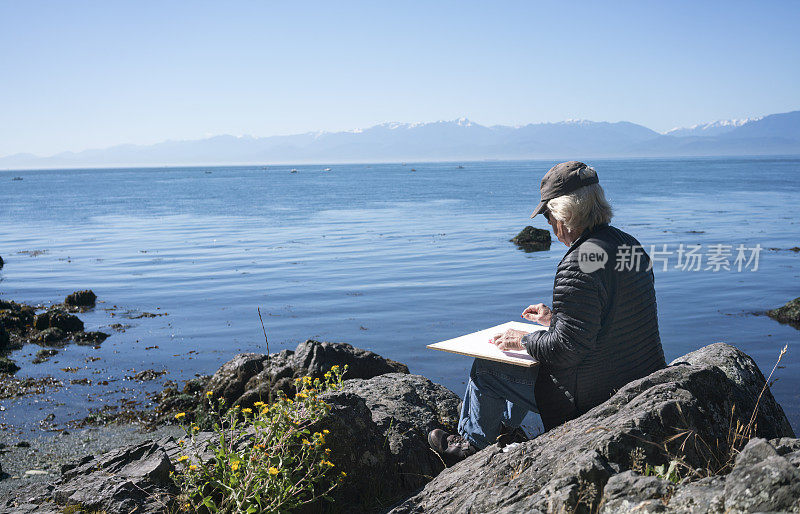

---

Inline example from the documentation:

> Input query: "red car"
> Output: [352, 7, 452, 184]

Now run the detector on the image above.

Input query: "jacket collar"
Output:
[564, 223, 609, 258]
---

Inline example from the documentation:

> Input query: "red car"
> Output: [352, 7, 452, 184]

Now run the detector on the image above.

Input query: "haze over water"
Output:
[2, 157, 799, 433]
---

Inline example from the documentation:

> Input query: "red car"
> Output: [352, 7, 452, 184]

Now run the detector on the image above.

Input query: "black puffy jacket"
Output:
[522, 223, 665, 430]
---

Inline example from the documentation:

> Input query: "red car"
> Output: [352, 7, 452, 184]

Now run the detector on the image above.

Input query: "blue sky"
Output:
[1, 0, 798, 156]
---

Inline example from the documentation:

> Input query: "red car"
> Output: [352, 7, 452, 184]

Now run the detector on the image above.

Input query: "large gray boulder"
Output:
[0, 440, 177, 514]
[320, 373, 460, 510]
[391, 343, 795, 513]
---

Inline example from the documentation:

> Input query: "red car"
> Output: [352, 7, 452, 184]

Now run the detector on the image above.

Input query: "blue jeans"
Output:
[457, 358, 539, 449]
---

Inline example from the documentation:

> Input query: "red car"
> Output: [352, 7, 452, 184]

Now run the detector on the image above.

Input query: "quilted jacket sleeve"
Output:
[522, 255, 607, 370]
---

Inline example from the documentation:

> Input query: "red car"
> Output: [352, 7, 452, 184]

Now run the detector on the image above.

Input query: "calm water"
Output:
[1, 158, 799, 435]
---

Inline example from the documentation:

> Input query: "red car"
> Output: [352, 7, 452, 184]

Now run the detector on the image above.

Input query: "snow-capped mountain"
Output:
[664, 117, 762, 137]
[1, 111, 798, 169]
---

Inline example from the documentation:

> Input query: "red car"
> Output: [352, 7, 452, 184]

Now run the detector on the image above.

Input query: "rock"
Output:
[600, 471, 674, 513]
[50, 440, 176, 513]
[133, 369, 167, 381]
[768, 296, 800, 328]
[195, 341, 410, 414]
[64, 289, 96, 307]
[722, 438, 800, 512]
[32, 348, 59, 364]
[33, 309, 84, 333]
[0, 326, 8, 350]
[672, 343, 795, 438]
[0, 357, 20, 374]
[34, 327, 66, 346]
[0, 301, 35, 332]
[72, 330, 109, 345]
[235, 349, 296, 408]
[320, 373, 460, 509]
[206, 352, 269, 406]
[292, 339, 410, 380]
[510, 225, 552, 252]
[0, 255, 3, 268]
[391, 343, 794, 513]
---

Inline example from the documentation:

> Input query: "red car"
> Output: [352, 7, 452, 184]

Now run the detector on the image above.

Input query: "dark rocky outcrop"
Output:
[510, 225, 552, 252]
[64, 289, 96, 308]
[0, 356, 20, 374]
[0, 296, 110, 359]
[768, 296, 800, 328]
[157, 340, 411, 422]
[0, 255, 3, 268]
[0, 300, 34, 350]
[32, 348, 59, 364]
[391, 343, 794, 513]
[0, 326, 9, 351]
[33, 309, 84, 333]
[72, 330, 109, 345]
[33, 327, 66, 346]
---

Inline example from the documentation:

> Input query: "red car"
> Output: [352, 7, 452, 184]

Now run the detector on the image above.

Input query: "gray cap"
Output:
[530, 161, 599, 218]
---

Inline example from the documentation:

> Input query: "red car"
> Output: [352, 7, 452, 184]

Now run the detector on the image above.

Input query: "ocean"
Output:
[1, 157, 799, 434]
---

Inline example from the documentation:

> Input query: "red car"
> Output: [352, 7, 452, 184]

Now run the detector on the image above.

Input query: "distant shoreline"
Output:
[3, 153, 800, 172]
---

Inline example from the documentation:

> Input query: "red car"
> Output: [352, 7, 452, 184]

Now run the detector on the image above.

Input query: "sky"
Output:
[1, 1, 799, 156]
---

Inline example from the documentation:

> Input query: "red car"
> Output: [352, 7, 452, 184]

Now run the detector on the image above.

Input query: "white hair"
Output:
[547, 181, 613, 233]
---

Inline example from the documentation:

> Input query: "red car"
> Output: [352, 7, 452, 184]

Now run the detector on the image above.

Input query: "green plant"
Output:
[172, 365, 348, 513]
[644, 459, 681, 483]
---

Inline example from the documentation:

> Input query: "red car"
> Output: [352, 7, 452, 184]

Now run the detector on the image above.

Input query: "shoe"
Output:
[496, 424, 528, 448]
[428, 428, 478, 465]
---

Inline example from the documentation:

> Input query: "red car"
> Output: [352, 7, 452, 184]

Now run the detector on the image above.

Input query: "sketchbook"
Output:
[427, 321, 546, 367]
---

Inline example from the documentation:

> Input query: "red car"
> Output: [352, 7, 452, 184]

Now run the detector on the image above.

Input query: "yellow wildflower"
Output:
[254, 401, 265, 408]
[324, 372, 332, 379]
[206, 391, 213, 397]
[177, 455, 189, 462]
[331, 365, 340, 370]
[242, 408, 252, 414]
[324, 460, 335, 467]
[296, 392, 307, 399]
[189, 465, 198, 471]
[231, 461, 240, 471]
[174, 412, 186, 420]
[268, 467, 279, 476]
[303, 376, 312, 384]
[323, 429, 330, 434]
[192, 426, 199, 432]
[302, 439, 311, 445]
[341, 471, 347, 477]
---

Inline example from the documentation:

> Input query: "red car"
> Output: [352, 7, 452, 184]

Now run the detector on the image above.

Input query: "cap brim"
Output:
[530, 200, 547, 219]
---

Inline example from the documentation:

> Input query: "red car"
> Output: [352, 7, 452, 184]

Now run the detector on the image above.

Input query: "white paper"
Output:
[427, 321, 546, 367]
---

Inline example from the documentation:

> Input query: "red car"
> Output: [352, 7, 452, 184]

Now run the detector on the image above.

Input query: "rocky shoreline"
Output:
[2, 274, 800, 513]
[2, 337, 798, 513]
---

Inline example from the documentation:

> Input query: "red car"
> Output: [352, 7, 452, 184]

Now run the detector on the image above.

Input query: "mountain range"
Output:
[2, 110, 799, 169]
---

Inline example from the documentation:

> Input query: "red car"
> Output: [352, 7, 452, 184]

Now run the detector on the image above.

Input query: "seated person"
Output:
[429, 161, 666, 464]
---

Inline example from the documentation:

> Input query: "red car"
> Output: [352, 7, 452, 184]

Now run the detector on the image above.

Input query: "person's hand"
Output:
[522, 303, 552, 326]
[489, 329, 529, 351]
